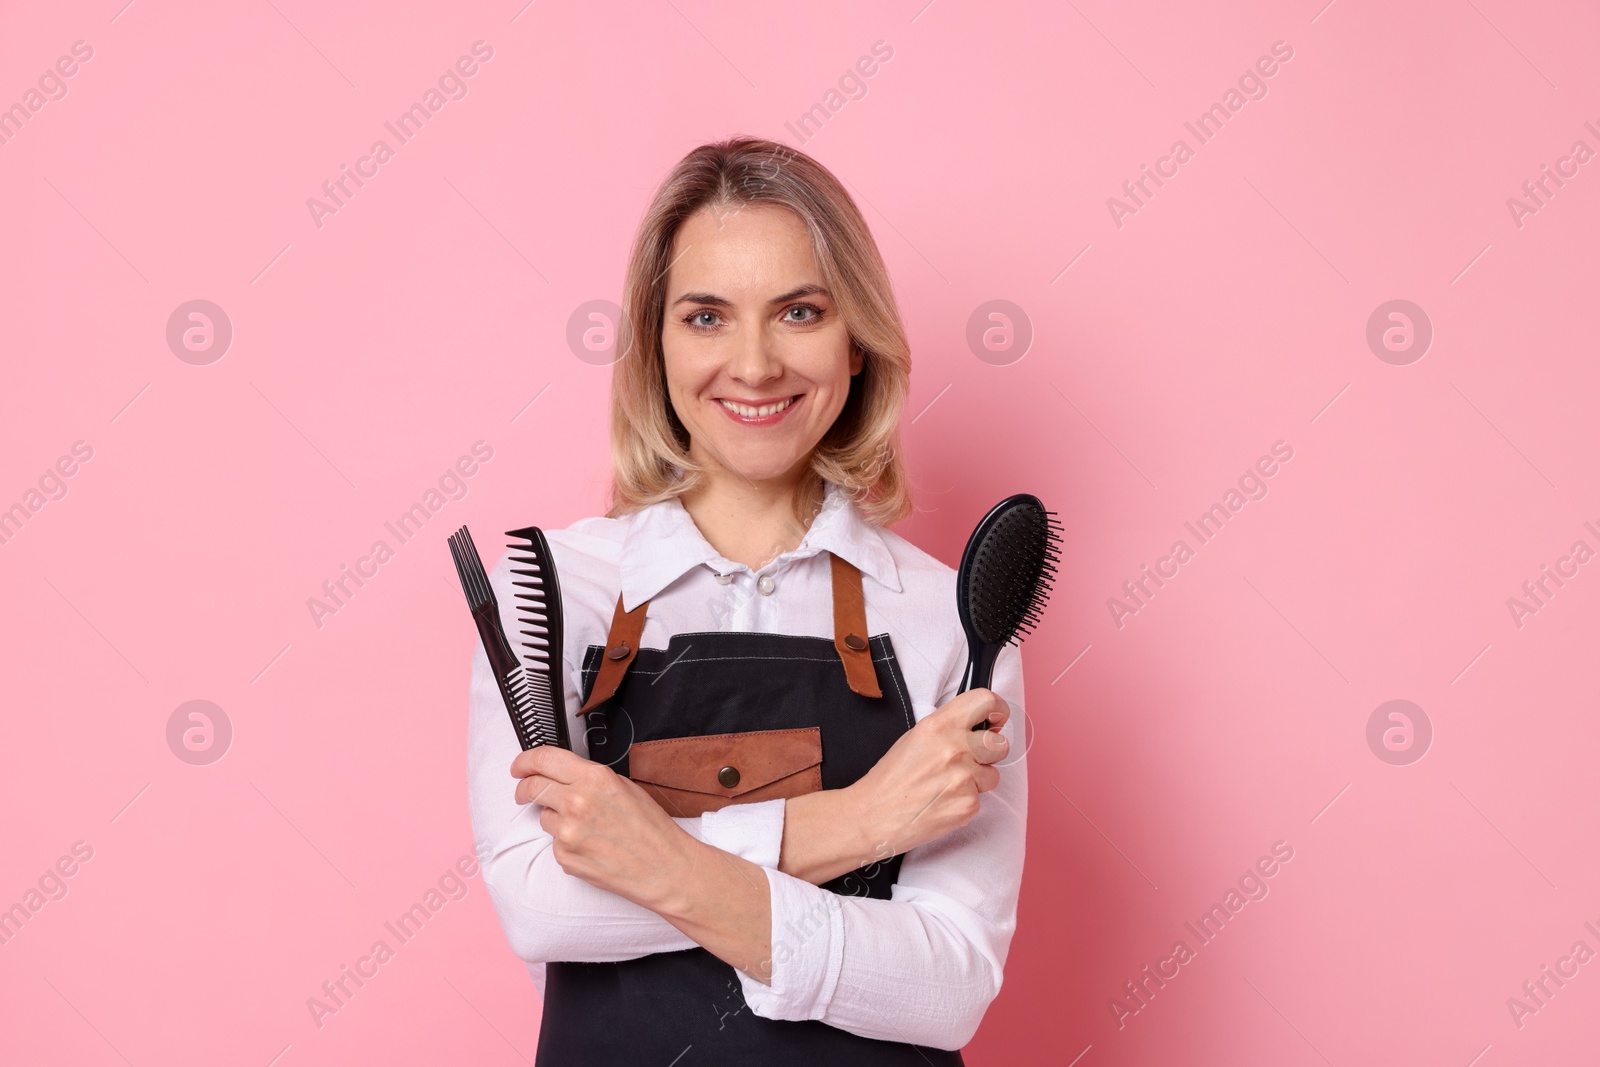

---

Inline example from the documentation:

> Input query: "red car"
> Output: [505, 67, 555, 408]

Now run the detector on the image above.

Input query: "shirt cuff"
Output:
[736, 865, 845, 1022]
[699, 797, 787, 869]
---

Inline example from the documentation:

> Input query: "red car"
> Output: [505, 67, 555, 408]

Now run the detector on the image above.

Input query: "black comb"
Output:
[447, 525, 570, 751]
[956, 494, 1062, 729]
[503, 525, 570, 752]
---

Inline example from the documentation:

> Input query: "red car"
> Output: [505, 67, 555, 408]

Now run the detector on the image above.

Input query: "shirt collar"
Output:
[619, 479, 902, 610]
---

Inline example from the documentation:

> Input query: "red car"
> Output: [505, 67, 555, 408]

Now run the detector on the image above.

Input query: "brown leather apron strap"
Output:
[577, 593, 649, 715]
[579, 551, 883, 715]
[830, 551, 882, 698]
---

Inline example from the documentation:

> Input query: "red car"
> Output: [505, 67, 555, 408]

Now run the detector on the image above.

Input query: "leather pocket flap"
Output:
[628, 726, 822, 799]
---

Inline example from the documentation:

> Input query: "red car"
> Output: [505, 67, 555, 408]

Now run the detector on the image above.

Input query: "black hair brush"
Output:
[957, 494, 1062, 729]
[447, 524, 571, 751]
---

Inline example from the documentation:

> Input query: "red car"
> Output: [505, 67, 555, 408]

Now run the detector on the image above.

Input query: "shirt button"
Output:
[714, 572, 733, 585]
[757, 574, 776, 595]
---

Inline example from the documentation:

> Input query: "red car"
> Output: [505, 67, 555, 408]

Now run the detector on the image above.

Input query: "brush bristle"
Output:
[969, 505, 1062, 647]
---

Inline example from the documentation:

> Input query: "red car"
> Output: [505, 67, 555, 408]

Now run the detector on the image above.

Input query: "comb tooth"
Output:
[503, 525, 568, 751]
[463, 529, 487, 567]
[447, 538, 476, 597]
[447, 528, 497, 610]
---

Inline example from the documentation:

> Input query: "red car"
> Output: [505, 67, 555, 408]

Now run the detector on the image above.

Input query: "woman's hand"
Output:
[847, 687, 1011, 862]
[511, 746, 695, 911]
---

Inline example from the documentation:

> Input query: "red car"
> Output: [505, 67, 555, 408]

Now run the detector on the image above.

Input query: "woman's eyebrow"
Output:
[670, 284, 831, 309]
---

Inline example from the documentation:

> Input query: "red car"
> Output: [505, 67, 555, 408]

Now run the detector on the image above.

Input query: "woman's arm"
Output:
[731, 641, 1030, 1050]
[509, 639, 1028, 1051]
[468, 639, 882, 964]
[469, 639, 691, 962]
[616, 670, 1017, 988]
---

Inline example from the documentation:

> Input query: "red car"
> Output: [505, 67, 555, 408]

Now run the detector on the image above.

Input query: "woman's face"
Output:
[661, 202, 862, 489]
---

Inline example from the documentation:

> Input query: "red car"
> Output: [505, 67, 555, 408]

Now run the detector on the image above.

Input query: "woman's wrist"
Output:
[632, 831, 777, 983]
[623, 817, 705, 914]
[777, 784, 883, 886]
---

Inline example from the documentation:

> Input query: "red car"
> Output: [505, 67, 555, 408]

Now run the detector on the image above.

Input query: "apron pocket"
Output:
[628, 726, 823, 817]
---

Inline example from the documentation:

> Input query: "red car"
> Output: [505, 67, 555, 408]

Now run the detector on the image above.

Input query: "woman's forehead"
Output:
[665, 204, 823, 299]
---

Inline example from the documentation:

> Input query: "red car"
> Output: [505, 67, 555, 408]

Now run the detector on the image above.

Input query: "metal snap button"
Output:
[757, 574, 775, 595]
[844, 632, 867, 651]
[718, 765, 740, 788]
[714, 572, 733, 585]
[605, 643, 631, 660]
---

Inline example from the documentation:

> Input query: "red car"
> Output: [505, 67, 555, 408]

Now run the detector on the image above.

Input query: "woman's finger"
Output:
[962, 691, 1010, 734]
[974, 763, 1001, 793]
[510, 745, 585, 783]
[960, 694, 1011, 735]
[969, 725, 1010, 765]
[515, 773, 563, 807]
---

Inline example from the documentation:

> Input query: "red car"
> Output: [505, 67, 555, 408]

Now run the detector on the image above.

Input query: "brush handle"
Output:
[961, 639, 1004, 730]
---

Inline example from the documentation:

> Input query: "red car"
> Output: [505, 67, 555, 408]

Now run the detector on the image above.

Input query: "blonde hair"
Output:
[604, 136, 913, 528]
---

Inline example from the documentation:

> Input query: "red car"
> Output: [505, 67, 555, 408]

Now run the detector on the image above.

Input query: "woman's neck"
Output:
[678, 469, 826, 572]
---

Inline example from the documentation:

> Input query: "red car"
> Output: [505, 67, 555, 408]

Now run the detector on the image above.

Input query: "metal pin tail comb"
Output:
[447, 525, 571, 751]
[957, 494, 1062, 729]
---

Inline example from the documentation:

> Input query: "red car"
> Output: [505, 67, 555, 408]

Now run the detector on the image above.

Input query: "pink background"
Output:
[3, 0, 1597, 1063]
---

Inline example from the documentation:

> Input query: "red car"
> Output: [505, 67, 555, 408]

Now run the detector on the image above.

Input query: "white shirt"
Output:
[465, 479, 1029, 1051]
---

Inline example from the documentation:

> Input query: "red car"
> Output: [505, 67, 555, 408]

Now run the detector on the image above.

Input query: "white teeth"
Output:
[719, 396, 795, 418]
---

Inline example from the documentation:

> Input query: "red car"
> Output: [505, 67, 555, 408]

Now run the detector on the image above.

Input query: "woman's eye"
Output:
[785, 303, 823, 324]
[685, 311, 720, 331]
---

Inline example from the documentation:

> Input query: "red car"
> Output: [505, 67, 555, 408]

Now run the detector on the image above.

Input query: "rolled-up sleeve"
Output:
[734, 639, 1029, 1050]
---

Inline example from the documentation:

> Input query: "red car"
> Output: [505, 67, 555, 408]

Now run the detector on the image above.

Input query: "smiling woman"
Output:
[467, 136, 1027, 1066]
[609, 138, 912, 544]
[655, 204, 870, 561]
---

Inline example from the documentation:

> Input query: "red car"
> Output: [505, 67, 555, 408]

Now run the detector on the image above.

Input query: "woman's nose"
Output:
[726, 324, 782, 383]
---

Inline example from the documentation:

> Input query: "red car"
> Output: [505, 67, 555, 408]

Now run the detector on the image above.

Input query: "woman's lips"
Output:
[716, 394, 802, 426]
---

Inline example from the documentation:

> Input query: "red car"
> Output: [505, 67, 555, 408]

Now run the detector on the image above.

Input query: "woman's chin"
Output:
[700, 448, 810, 486]
[727, 464, 807, 486]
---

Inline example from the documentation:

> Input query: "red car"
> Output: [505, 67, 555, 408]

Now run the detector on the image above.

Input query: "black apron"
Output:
[533, 551, 966, 1066]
